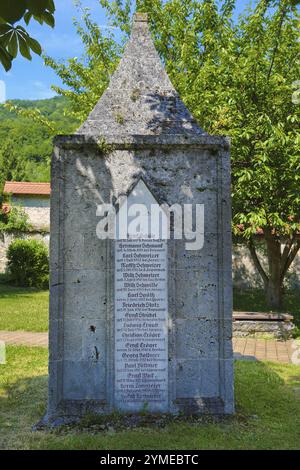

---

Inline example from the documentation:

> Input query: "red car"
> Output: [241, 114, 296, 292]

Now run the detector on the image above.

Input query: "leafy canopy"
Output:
[0, 0, 55, 71]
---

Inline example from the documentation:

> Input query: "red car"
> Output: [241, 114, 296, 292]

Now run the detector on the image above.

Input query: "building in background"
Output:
[0, 182, 50, 272]
[3, 181, 50, 231]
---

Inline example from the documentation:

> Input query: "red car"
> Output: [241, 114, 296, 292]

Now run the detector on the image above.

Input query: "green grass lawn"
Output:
[0, 285, 49, 332]
[0, 346, 300, 450]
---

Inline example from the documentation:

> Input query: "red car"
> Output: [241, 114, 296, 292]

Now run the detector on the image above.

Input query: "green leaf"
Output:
[15, 25, 28, 35]
[41, 11, 55, 28]
[27, 36, 42, 55]
[0, 23, 12, 35]
[26, 0, 49, 17]
[47, 0, 56, 14]
[18, 35, 32, 60]
[0, 44, 12, 71]
[0, 33, 11, 48]
[7, 32, 18, 59]
[0, 0, 27, 24]
[24, 12, 32, 26]
[32, 15, 43, 26]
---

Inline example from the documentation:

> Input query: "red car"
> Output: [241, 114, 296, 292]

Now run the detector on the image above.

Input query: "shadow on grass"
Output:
[0, 284, 48, 299]
[1, 363, 300, 450]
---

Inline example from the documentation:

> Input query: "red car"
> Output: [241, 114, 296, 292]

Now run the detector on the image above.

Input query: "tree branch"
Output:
[248, 239, 269, 284]
[281, 239, 300, 280]
[281, 233, 296, 270]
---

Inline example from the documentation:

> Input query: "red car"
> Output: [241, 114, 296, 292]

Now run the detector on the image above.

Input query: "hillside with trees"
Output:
[0, 96, 78, 189]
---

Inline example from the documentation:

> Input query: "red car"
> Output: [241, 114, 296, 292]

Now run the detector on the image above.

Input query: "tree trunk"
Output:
[264, 229, 283, 311]
[248, 231, 300, 312]
[264, 278, 283, 311]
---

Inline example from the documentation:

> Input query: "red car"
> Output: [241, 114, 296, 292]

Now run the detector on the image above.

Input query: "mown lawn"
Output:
[0, 285, 48, 332]
[0, 346, 299, 450]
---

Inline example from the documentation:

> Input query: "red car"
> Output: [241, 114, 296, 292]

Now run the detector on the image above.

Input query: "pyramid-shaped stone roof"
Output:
[77, 12, 205, 138]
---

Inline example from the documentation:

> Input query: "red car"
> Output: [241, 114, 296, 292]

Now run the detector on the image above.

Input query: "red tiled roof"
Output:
[3, 181, 51, 196]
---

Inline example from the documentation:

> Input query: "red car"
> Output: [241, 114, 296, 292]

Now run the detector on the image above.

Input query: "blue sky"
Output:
[0, 0, 250, 101]
[0, 0, 107, 101]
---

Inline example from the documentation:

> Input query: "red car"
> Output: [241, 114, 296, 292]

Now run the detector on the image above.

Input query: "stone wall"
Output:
[21, 207, 50, 232]
[12, 195, 50, 232]
[233, 319, 294, 339]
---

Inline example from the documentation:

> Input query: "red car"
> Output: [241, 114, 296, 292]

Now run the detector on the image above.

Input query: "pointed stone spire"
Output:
[77, 12, 204, 137]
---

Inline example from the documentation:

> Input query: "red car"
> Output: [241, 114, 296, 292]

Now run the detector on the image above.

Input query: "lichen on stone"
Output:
[130, 88, 141, 102]
[114, 113, 125, 125]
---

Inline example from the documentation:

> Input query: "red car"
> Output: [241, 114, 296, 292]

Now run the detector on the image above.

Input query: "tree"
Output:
[44, 1, 122, 123]
[0, 0, 55, 71]
[0, 96, 78, 189]
[43, 0, 300, 309]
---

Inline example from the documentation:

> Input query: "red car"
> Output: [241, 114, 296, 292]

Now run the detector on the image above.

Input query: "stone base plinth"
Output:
[233, 312, 295, 339]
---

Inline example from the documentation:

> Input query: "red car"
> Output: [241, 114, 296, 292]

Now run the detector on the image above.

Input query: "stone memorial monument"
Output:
[44, 12, 234, 425]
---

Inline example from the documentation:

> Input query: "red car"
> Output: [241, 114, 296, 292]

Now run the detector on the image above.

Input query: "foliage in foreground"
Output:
[0, 346, 300, 449]
[0, 0, 55, 71]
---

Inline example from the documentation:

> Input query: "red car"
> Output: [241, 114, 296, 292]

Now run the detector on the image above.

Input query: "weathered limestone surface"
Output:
[78, 13, 204, 138]
[44, 13, 234, 425]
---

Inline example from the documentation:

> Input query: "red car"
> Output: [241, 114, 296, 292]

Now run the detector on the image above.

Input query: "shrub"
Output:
[0, 205, 32, 233]
[7, 239, 49, 289]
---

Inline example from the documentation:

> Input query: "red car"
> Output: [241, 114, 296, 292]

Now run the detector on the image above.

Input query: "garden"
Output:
[0, 0, 300, 454]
